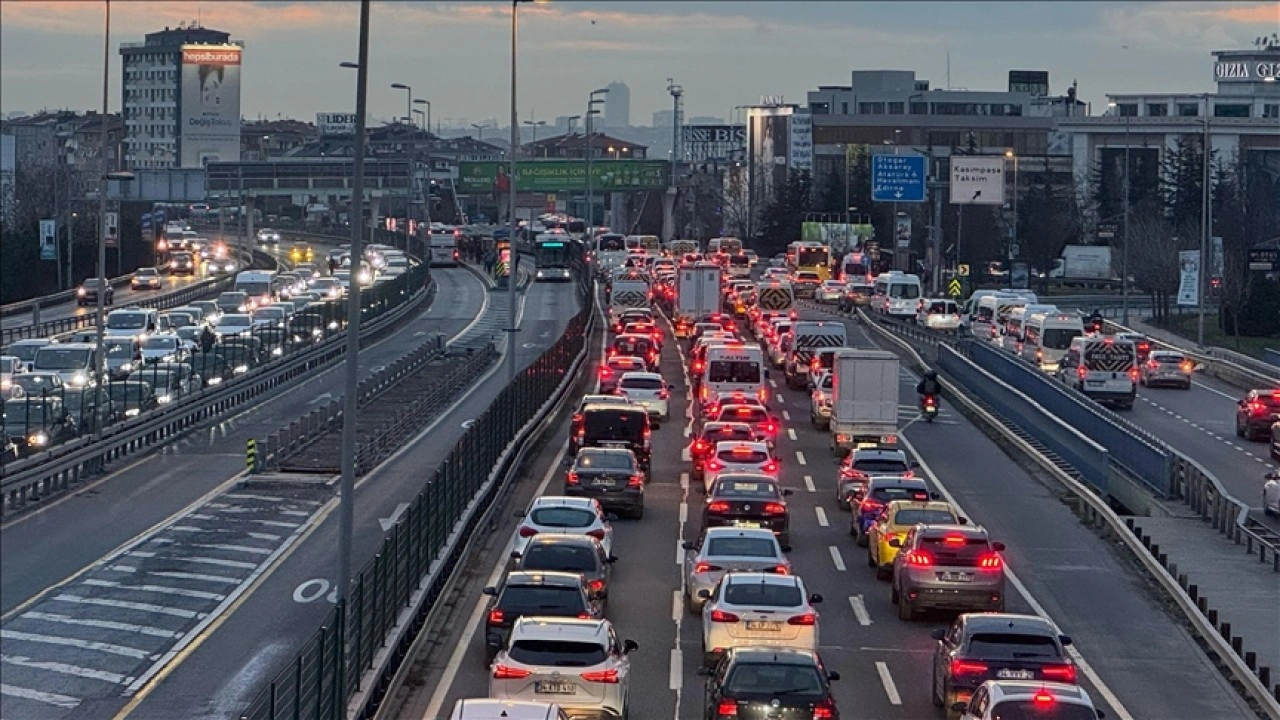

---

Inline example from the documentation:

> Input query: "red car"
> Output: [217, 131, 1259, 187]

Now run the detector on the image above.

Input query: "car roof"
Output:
[509, 616, 610, 643]
[529, 496, 599, 510]
[578, 394, 629, 406]
[580, 402, 647, 415]
[866, 476, 927, 489]
[703, 526, 777, 541]
[725, 646, 820, 665]
[962, 613, 1058, 635]
[522, 533, 604, 550]
[985, 680, 1092, 705]
[607, 355, 645, 364]
[850, 447, 907, 460]
[503, 570, 584, 587]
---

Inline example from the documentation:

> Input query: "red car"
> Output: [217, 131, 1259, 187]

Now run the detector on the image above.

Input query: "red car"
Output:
[1237, 389, 1280, 441]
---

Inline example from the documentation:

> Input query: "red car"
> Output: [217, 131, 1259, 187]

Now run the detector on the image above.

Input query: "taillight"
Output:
[860, 498, 883, 514]
[581, 668, 620, 683]
[587, 528, 606, 540]
[493, 664, 531, 679]
[762, 460, 779, 473]
[771, 564, 790, 575]
[757, 387, 768, 402]
[1077, 365, 1088, 380]
[812, 699, 836, 719]
[600, 367, 613, 379]
[1041, 664, 1077, 683]
[763, 422, 777, 434]
[658, 389, 669, 399]
[716, 699, 739, 716]
[707, 501, 731, 513]
[588, 579, 605, 593]
[763, 502, 786, 515]
[1128, 367, 1140, 382]
[978, 553, 1003, 569]
[566, 471, 580, 485]
[951, 659, 988, 676]
[709, 609, 740, 623]
[693, 360, 705, 373]
[627, 474, 644, 487]
[787, 612, 816, 626]
[1180, 361, 1194, 373]
[706, 460, 723, 472]
[518, 526, 539, 537]
[693, 562, 721, 573]
[487, 609, 505, 625]
[904, 550, 933, 567]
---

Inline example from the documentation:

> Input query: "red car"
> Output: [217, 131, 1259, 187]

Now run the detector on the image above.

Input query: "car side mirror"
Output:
[887, 538, 902, 548]
[695, 665, 712, 677]
[930, 492, 941, 499]
[510, 551, 522, 560]
[951, 701, 968, 713]
[696, 588, 711, 600]
[682, 540, 696, 551]
[623, 638, 639, 654]
[826, 671, 840, 681]
[782, 489, 794, 496]
[957, 517, 969, 525]
[608, 555, 619, 564]
[1059, 634, 1073, 646]
[808, 593, 823, 604]
[992, 541, 1006, 552]
[930, 628, 946, 641]
[482, 586, 498, 596]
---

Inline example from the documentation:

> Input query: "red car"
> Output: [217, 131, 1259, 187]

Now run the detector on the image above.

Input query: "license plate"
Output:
[593, 477, 617, 487]
[732, 520, 761, 528]
[534, 681, 576, 694]
[996, 669, 1035, 680]
[938, 572, 973, 582]
[745, 621, 781, 631]
[1086, 380, 1105, 387]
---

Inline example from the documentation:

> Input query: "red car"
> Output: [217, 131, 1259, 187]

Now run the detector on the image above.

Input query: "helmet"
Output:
[925, 370, 938, 380]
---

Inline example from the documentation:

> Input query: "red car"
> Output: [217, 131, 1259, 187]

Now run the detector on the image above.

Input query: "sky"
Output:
[2, 1, 1277, 129]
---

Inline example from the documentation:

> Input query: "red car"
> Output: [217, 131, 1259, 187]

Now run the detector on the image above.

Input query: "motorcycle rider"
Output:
[916, 369, 942, 411]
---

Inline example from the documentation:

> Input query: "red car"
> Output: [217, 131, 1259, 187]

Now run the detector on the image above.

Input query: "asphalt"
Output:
[0, 266, 492, 719]
[396, 298, 1257, 720]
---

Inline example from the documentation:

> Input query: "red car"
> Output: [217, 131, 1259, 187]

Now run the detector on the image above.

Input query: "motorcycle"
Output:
[921, 394, 939, 423]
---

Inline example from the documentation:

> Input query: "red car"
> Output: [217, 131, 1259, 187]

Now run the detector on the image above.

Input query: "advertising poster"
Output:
[1176, 250, 1200, 306]
[894, 215, 912, 249]
[39, 219, 56, 260]
[180, 45, 242, 168]
[788, 111, 813, 174]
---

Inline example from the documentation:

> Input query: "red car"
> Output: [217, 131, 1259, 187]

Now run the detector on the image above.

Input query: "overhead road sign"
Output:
[871, 154, 926, 203]
[950, 156, 1006, 205]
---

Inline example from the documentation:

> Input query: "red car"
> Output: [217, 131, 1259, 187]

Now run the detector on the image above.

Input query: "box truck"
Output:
[830, 349, 900, 457]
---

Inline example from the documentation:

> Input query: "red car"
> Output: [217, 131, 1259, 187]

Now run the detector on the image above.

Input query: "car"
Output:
[105, 380, 158, 418]
[11, 371, 64, 399]
[512, 533, 615, 604]
[704, 403, 778, 448]
[814, 280, 846, 304]
[1236, 389, 1280, 441]
[169, 251, 197, 276]
[131, 267, 163, 291]
[61, 386, 118, 434]
[3, 397, 77, 455]
[613, 371, 671, 422]
[0, 356, 25, 400]
[1139, 350, 1193, 389]
[448, 699, 568, 720]
[513, 496, 614, 557]
[250, 306, 288, 328]
[917, 298, 962, 331]
[213, 313, 253, 339]
[702, 440, 778, 492]
[569, 395, 632, 454]
[564, 447, 645, 519]
[5, 339, 53, 373]
[1113, 332, 1153, 363]
[835, 446, 916, 510]
[790, 271, 822, 298]
[851, 476, 934, 545]
[1273, 421, 1280, 461]
[930, 613, 1077, 716]
[576, 403, 651, 471]
[690, 422, 757, 484]
[809, 370, 834, 429]
[257, 228, 282, 245]
[696, 647, 839, 720]
[127, 367, 185, 405]
[139, 334, 190, 365]
[867, 500, 964, 578]
[76, 278, 115, 306]
[597, 356, 646, 395]
[482, 572, 603, 665]
[682, 527, 790, 614]
[608, 334, 660, 372]
[611, 308, 653, 335]
[489, 617, 637, 719]
[702, 474, 794, 549]
[216, 291, 250, 315]
[956, 680, 1104, 720]
[698, 572, 822, 667]
[621, 321, 664, 349]
[838, 283, 873, 312]
[892, 523, 1006, 618]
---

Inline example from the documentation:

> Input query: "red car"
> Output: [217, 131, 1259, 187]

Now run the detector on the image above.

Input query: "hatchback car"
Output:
[683, 527, 790, 614]
[917, 298, 962, 331]
[690, 422, 757, 484]
[482, 571, 602, 665]
[836, 446, 916, 511]
[698, 572, 821, 667]
[514, 496, 614, 557]
[1236, 389, 1280, 440]
[702, 441, 778, 492]
[868, 500, 964, 578]
[609, 334, 659, 372]
[513, 534, 616, 604]
[930, 613, 1076, 715]
[892, 524, 1007, 620]
[1139, 350, 1193, 389]
[489, 617, 637, 719]
[852, 477, 934, 545]
[597, 356, 647, 395]
[702, 474, 793, 549]
[564, 447, 645, 519]
[613, 371, 671, 422]
[956, 680, 1103, 720]
[704, 403, 778, 448]
[790, 272, 821, 298]
[697, 647, 839, 720]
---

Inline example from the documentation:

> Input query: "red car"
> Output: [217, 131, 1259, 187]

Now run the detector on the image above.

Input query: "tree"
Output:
[1016, 178, 1082, 277]
[754, 169, 813, 257]
[1159, 135, 1209, 229]
[0, 163, 97, 304]
[814, 166, 846, 215]
[1213, 156, 1280, 339]
[1125, 197, 1195, 322]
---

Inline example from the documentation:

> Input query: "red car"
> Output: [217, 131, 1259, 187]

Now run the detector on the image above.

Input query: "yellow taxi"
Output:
[867, 500, 963, 579]
[290, 243, 314, 264]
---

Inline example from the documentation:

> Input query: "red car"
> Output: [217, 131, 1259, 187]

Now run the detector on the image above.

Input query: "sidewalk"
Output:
[1130, 515, 1280, 696]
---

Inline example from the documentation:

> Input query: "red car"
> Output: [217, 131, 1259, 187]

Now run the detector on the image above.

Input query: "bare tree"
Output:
[1125, 198, 1196, 322]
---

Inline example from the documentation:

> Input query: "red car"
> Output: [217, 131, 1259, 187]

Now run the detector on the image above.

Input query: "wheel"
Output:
[1236, 420, 1246, 438]
[837, 496, 850, 512]
[631, 504, 645, 520]
[898, 593, 914, 621]
[855, 530, 869, 548]
[876, 564, 892, 581]
[931, 666, 944, 707]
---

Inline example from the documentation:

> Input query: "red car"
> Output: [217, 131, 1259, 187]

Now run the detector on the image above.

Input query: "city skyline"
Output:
[1, 1, 1276, 128]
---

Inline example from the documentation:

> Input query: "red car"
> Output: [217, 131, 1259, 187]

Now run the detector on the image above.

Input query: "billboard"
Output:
[456, 160, 669, 194]
[801, 222, 872, 253]
[1176, 250, 1200, 306]
[747, 106, 794, 202]
[789, 111, 813, 174]
[681, 124, 745, 163]
[316, 113, 358, 136]
[180, 44, 242, 168]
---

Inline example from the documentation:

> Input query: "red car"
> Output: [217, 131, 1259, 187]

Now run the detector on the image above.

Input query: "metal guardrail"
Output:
[1100, 318, 1280, 389]
[1, 272, 138, 320]
[0, 265, 432, 519]
[238, 265, 593, 720]
[859, 310, 1280, 716]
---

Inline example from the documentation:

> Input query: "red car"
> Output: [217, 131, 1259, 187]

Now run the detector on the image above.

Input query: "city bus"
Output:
[793, 241, 832, 281]
[428, 229, 460, 267]
[533, 235, 573, 282]
[594, 233, 627, 276]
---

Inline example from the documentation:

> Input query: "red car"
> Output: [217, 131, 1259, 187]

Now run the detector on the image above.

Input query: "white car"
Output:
[699, 572, 822, 668]
[139, 334, 189, 365]
[704, 440, 778, 491]
[916, 298, 961, 331]
[957, 680, 1103, 720]
[213, 313, 254, 338]
[257, 228, 282, 245]
[1264, 469, 1279, 517]
[489, 617, 637, 719]
[613, 371, 671, 423]
[449, 699, 568, 720]
[251, 306, 288, 328]
[682, 527, 790, 614]
[513, 496, 614, 557]
[814, 280, 846, 304]
[809, 370, 834, 429]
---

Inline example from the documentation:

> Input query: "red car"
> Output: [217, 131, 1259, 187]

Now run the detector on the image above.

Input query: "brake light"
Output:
[518, 526, 539, 537]
[600, 367, 612, 379]
[693, 360, 705, 373]
[587, 528, 606, 540]
[716, 699, 739, 716]
[763, 421, 777, 434]
[812, 700, 836, 719]
[763, 502, 786, 515]
[923, 396, 936, 408]
[658, 389, 669, 399]
[1077, 365, 1088, 380]
[487, 609, 505, 625]
[771, 564, 790, 575]
[943, 534, 966, 546]
[707, 501, 731, 513]
[978, 553, 1003, 569]
[693, 439, 710, 453]
[572, 413, 583, 424]
[787, 612, 816, 626]
[951, 659, 988, 676]
[693, 562, 721, 573]
[581, 668, 620, 683]
[627, 474, 644, 487]
[706, 460, 723, 472]
[904, 550, 933, 567]
[1128, 367, 1140, 382]
[588, 579, 605, 593]
[710, 609, 740, 623]
[566, 471, 580, 485]
[1180, 361, 1194, 373]
[1032, 691, 1056, 706]
[860, 498, 884, 513]
[762, 460, 779, 473]
[493, 664, 531, 679]
[758, 387, 768, 403]
[1041, 664, 1077, 683]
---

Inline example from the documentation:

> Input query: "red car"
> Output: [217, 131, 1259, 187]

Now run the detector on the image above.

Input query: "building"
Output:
[652, 109, 674, 129]
[522, 132, 647, 160]
[0, 111, 125, 172]
[605, 82, 630, 128]
[68, 113, 126, 171]
[119, 24, 243, 170]
[0, 133, 14, 222]
[240, 119, 318, 160]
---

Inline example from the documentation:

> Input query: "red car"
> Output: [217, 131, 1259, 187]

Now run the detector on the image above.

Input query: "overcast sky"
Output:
[2, 1, 1276, 128]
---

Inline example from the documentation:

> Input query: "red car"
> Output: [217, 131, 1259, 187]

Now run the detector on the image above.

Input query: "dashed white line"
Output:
[52, 594, 200, 620]
[776, 395, 786, 404]
[0, 683, 80, 709]
[1, 653, 127, 684]
[80, 579, 225, 601]
[828, 545, 846, 572]
[787, 428, 798, 441]
[20, 612, 181, 639]
[669, 648, 683, 691]
[795, 451, 808, 466]
[803, 475, 816, 493]
[769, 379, 778, 388]
[671, 590, 682, 623]
[814, 507, 829, 527]
[849, 595, 872, 626]
[875, 661, 902, 705]
[0, 630, 152, 660]
[782, 410, 792, 421]
[675, 539, 686, 566]
[679, 503, 688, 524]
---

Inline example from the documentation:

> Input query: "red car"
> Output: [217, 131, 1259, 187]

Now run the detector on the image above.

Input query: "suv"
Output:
[1056, 336, 1137, 410]
[131, 267, 163, 291]
[569, 395, 632, 455]
[697, 647, 840, 720]
[1236, 389, 1280, 441]
[489, 617, 637, 719]
[957, 680, 1103, 720]
[835, 446, 916, 511]
[482, 571, 601, 665]
[76, 278, 114, 306]
[891, 524, 1007, 619]
[578, 403, 651, 471]
[930, 613, 1077, 713]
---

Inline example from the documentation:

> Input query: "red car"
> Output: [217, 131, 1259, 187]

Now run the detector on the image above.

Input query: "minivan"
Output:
[577, 403, 651, 470]
[33, 343, 100, 388]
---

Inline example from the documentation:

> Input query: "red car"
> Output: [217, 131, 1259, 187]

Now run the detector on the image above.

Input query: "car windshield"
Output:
[1152, 353, 1185, 364]
[522, 544, 599, 573]
[5, 401, 52, 423]
[507, 639, 607, 668]
[143, 338, 178, 351]
[137, 268, 158, 277]
[706, 537, 777, 558]
[620, 376, 663, 390]
[723, 582, 801, 607]
[8, 345, 43, 362]
[713, 479, 780, 499]
[1042, 328, 1081, 350]
[498, 586, 585, 614]
[107, 313, 147, 330]
[35, 348, 90, 370]
[708, 361, 760, 383]
[725, 663, 825, 697]
[530, 507, 596, 528]
[851, 458, 909, 474]
[575, 452, 635, 472]
[717, 448, 769, 464]
[702, 427, 755, 443]
[990, 701, 1099, 720]
[893, 509, 955, 525]
[107, 384, 149, 402]
[221, 316, 251, 328]
[967, 633, 1061, 659]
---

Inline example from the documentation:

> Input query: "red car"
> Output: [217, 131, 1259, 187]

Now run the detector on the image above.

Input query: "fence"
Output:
[239, 265, 593, 720]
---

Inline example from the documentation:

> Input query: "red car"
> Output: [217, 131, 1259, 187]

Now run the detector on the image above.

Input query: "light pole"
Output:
[565, 114, 581, 137]
[1198, 93, 1212, 347]
[390, 82, 412, 129]
[471, 122, 490, 141]
[1004, 148, 1020, 267]
[523, 119, 546, 144]
[336, 0, 371, 629]
[412, 108, 425, 131]
[93, 0, 112, 440]
[586, 88, 608, 225]
[507, 0, 537, 382]
[414, 99, 432, 227]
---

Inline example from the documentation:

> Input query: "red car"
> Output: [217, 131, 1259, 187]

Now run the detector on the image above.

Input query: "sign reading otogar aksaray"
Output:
[458, 160, 670, 194]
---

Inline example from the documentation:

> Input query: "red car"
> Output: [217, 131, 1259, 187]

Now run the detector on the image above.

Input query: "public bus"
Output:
[594, 233, 628, 276]
[708, 237, 743, 257]
[428, 229, 460, 267]
[533, 235, 574, 282]
[792, 241, 832, 281]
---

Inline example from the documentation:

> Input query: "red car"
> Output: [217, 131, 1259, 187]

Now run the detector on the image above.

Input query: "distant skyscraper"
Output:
[605, 82, 630, 128]
[652, 110, 674, 128]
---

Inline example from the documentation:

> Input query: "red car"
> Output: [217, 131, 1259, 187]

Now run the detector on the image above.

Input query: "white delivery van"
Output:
[104, 307, 159, 340]
[1021, 310, 1085, 372]
[881, 273, 923, 318]
[33, 342, 100, 388]
[829, 348, 900, 456]
[699, 342, 766, 405]
[784, 321, 848, 390]
[234, 270, 277, 310]
[1057, 335, 1138, 409]
[1001, 303, 1058, 354]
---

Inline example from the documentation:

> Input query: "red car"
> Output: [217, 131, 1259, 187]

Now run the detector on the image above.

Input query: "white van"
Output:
[881, 273, 923, 318]
[449, 699, 568, 720]
[699, 342, 767, 405]
[1001, 303, 1057, 354]
[1057, 335, 1138, 409]
[33, 342, 100, 387]
[1021, 310, 1085, 372]
[104, 307, 159, 340]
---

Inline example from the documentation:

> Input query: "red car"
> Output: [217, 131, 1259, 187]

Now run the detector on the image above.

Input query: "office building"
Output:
[120, 24, 243, 170]
[605, 82, 631, 128]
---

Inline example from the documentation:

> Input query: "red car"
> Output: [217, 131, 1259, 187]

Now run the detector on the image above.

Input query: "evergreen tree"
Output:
[755, 169, 813, 257]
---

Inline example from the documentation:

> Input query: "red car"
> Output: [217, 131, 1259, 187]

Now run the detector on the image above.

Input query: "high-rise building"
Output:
[120, 24, 242, 170]
[652, 110, 674, 128]
[605, 82, 630, 128]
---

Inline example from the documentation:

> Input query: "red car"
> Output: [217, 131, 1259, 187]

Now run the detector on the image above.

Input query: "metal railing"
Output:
[1100, 319, 1280, 389]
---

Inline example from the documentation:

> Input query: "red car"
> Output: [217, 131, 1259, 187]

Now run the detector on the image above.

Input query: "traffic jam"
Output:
[442, 236, 1111, 720]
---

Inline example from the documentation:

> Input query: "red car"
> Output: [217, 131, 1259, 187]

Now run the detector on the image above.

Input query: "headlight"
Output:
[69, 372, 88, 387]
[312, 328, 323, 337]
[0, 380, 9, 390]
[327, 321, 339, 330]
[77, 288, 87, 296]
[207, 376, 223, 385]
[29, 432, 48, 446]
[237, 305, 248, 312]
[272, 347, 283, 356]
[157, 394, 172, 404]
[119, 362, 134, 373]
[125, 408, 141, 417]
[536, 270, 545, 278]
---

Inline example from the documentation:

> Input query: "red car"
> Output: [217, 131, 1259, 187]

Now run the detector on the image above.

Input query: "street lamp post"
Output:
[1004, 149, 1020, 268]
[1107, 102, 1133, 324]
[93, 0, 112, 441]
[471, 123, 490, 140]
[565, 114, 580, 137]
[390, 82, 412, 129]
[414, 99, 432, 227]
[523, 119, 546, 144]
[1198, 93, 1212, 347]
[586, 88, 608, 226]
[507, 0, 537, 382]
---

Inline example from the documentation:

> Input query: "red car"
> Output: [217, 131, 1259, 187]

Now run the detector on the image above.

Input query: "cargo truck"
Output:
[673, 262, 722, 338]
[829, 349, 900, 457]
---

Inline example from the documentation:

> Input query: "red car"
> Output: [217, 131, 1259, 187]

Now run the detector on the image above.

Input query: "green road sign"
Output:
[458, 160, 670, 194]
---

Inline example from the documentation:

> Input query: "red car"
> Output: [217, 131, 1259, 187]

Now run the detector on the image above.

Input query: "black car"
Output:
[3, 397, 77, 456]
[481, 570, 601, 665]
[697, 647, 840, 720]
[702, 474, 794, 549]
[512, 533, 615, 603]
[931, 613, 1076, 716]
[565, 447, 645, 519]
[105, 381, 158, 418]
[219, 337, 265, 373]
[76, 278, 114, 306]
[61, 387, 118, 434]
[186, 352, 233, 387]
[578, 403, 651, 470]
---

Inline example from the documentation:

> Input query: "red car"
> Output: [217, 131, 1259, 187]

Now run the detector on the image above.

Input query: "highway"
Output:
[395, 299, 1256, 720]
[0, 265, 515, 719]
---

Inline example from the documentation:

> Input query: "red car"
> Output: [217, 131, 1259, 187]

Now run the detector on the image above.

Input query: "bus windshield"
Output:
[797, 247, 829, 267]
[535, 242, 571, 268]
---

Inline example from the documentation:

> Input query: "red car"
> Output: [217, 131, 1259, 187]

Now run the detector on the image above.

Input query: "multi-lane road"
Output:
[395, 298, 1256, 720]
[0, 266, 582, 719]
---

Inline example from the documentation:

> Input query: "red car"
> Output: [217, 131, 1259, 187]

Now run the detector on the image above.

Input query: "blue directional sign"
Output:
[871, 154, 926, 203]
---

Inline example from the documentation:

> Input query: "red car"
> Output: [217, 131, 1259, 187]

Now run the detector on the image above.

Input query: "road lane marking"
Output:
[1, 653, 127, 684]
[671, 591, 682, 623]
[815, 507, 829, 527]
[782, 410, 791, 421]
[676, 539, 686, 566]
[849, 595, 872, 626]
[770, 379, 778, 388]
[175, 556, 257, 570]
[0, 683, 80, 709]
[787, 428, 798, 441]
[1191, 380, 1237, 400]
[21, 612, 180, 639]
[828, 545, 846, 571]
[804, 475, 816, 493]
[875, 661, 902, 705]
[669, 648, 683, 691]
[0, 630, 152, 660]
[79, 579, 224, 601]
[679, 503, 688, 524]
[52, 594, 201, 619]
[222, 493, 286, 503]
[795, 451, 807, 466]
[776, 396, 785, 404]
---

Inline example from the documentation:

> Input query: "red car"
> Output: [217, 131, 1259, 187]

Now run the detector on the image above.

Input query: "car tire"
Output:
[931, 668, 944, 707]
[898, 594, 914, 621]
[631, 505, 645, 520]
[890, 584, 899, 605]
[1236, 420, 1245, 438]
[855, 531, 869, 548]
[876, 565, 892, 581]
[867, 547, 877, 567]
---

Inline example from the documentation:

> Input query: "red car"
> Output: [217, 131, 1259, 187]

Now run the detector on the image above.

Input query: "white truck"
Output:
[673, 262, 722, 339]
[1048, 245, 1114, 282]
[829, 349, 900, 457]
